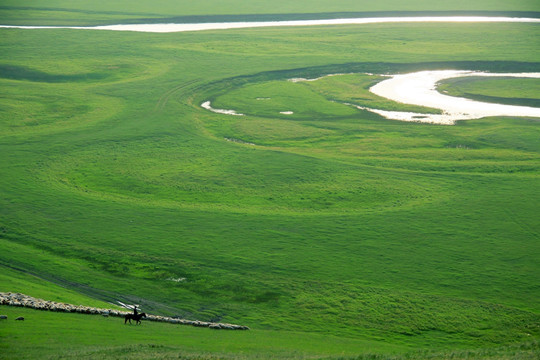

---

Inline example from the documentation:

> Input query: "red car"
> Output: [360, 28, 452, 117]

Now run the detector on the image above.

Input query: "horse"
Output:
[124, 312, 146, 325]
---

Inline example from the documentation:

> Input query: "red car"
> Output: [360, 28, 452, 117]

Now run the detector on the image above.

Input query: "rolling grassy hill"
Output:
[0, 2, 539, 358]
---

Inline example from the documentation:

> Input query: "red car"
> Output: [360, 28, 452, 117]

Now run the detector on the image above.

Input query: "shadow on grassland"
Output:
[1, 7, 538, 25]
[0, 64, 133, 83]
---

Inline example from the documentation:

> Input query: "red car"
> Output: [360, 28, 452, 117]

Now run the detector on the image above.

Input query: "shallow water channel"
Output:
[204, 71, 540, 125]
[363, 71, 540, 124]
[1, 16, 539, 33]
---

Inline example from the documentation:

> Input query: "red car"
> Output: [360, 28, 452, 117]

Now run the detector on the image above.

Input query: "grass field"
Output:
[0, 2, 539, 358]
[2, 307, 539, 360]
[437, 76, 540, 107]
[1, 0, 540, 26]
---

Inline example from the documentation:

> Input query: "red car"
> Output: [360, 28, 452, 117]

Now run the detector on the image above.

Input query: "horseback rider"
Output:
[125, 305, 146, 325]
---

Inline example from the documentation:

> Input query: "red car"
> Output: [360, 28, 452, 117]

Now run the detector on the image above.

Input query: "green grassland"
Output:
[0, 9, 539, 360]
[1, 0, 539, 26]
[437, 77, 540, 107]
[1, 307, 538, 360]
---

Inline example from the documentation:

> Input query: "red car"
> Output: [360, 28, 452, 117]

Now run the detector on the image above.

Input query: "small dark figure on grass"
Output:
[125, 305, 146, 325]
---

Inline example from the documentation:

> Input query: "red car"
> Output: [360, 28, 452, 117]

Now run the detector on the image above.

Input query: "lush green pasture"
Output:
[1, 0, 539, 26]
[0, 306, 406, 360]
[437, 76, 540, 107]
[0, 17, 539, 359]
[1, 307, 539, 359]
[211, 74, 440, 122]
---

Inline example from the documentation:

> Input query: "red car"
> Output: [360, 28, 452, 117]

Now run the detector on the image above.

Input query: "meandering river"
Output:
[363, 71, 540, 124]
[1, 16, 539, 33]
[203, 71, 540, 125]
[3, 16, 539, 124]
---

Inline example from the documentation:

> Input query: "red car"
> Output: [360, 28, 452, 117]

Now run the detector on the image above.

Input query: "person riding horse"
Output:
[125, 305, 146, 325]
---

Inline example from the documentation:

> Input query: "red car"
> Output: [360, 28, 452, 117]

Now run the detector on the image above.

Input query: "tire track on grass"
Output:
[154, 79, 201, 111]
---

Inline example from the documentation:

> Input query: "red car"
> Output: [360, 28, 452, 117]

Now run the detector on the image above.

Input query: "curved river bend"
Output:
[362, 71, 540, 124]
[2, 16, 539, 124]
[204, 71, 540, 125]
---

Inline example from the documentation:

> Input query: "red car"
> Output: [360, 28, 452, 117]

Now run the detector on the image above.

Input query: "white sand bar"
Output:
[1, 17, 539, 33]
[366, 71, 540, 124]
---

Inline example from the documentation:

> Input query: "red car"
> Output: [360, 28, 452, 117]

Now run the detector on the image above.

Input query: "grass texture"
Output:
[0, 7, 539, 359]
[1, 1, 539, 26]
